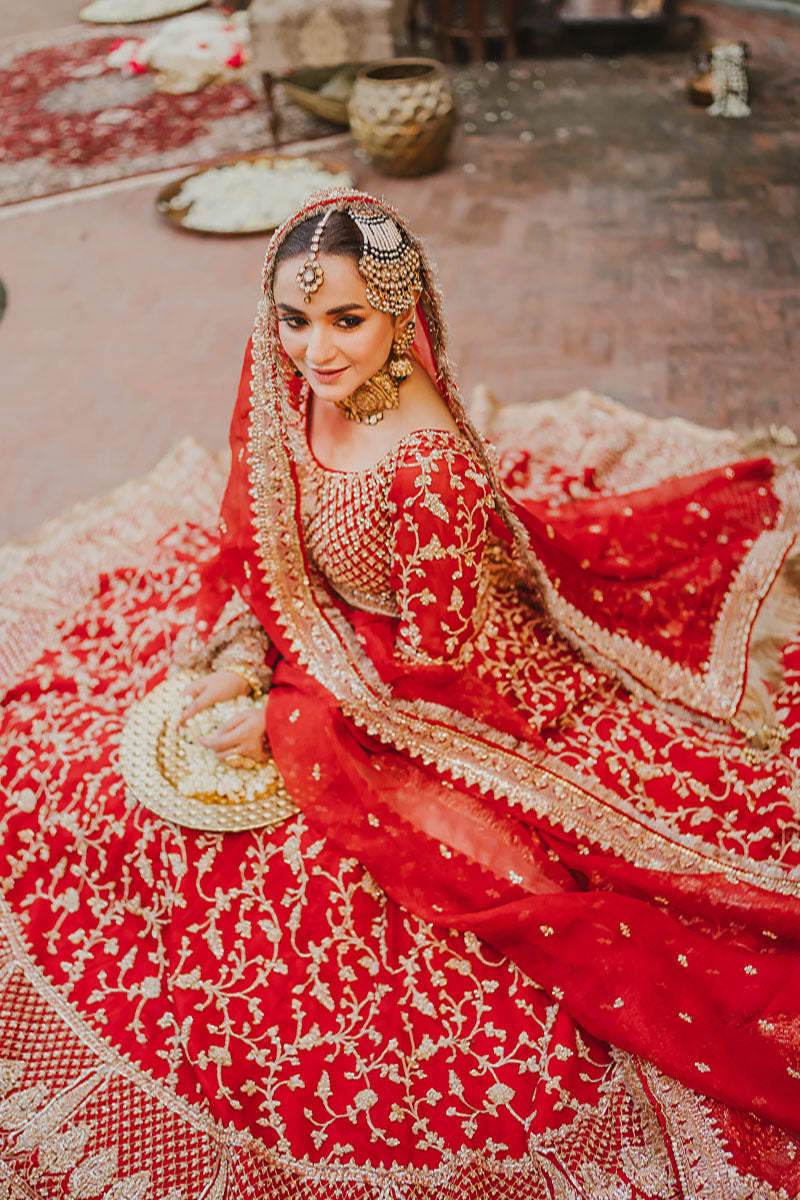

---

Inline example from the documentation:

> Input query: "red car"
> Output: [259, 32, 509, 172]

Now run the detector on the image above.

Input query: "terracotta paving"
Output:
[1, 0, 798, 542]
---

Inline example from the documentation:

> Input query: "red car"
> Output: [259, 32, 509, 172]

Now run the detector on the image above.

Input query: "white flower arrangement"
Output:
[167, 157, 353, 233]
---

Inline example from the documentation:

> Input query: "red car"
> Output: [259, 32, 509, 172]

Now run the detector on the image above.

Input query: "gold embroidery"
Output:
[386, 439, 493, 662]
[38, 1124, 90, 1176]
[638, 1057, 791, 1200]
[3, 401, 793, 1197]
[69, 1149, 119, 1197]
[189, 609, 273, 698]
[245, 320, 800, 892]
[0, 898, 690, 1196]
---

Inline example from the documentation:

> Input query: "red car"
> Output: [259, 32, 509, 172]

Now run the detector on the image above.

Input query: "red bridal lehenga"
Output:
[2, 192, 800, 1200]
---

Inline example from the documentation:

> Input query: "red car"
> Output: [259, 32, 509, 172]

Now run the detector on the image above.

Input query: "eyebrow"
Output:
[276, 302, 367, 315]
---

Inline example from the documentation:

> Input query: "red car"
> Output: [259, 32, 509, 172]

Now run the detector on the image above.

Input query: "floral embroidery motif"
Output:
[0, 509, 691, 1194]
[2, 373, 798, 1196]
[387, 437, 494, 662]
[302, 428, 495, 660]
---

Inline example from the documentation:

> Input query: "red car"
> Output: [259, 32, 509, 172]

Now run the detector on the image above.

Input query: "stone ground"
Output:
[0, 0, 798, 542]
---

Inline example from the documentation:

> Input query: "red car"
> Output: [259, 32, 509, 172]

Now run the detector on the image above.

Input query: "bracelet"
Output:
[223, 664, 263, 700]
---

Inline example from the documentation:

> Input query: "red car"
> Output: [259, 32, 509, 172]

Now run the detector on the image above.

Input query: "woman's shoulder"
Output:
[335, 370, 481, 478]
[385, 426, 494, 515]
[387, 426, 475, 475]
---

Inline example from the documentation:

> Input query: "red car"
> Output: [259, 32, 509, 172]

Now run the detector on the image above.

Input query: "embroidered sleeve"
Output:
[184, 596, 275, 695]
[386, 441, 494, 664]
[211, 615, 274, 696]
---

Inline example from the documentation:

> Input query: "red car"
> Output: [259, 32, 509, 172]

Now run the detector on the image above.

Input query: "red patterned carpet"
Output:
[0, 26, 334, 206]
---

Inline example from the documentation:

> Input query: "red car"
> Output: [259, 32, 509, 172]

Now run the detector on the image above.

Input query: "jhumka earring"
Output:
[389, 317, 415, 380]
[295, 209, 335, 303]
[334, 207, 423, 425]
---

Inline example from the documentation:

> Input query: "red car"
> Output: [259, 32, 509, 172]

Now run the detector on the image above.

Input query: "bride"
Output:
[1, 188, 799, 1199]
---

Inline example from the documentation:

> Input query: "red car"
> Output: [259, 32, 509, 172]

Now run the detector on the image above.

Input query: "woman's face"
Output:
[273, 253, 398, 404]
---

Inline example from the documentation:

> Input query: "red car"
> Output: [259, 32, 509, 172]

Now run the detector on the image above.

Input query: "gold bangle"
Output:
[223, 665, 263, 700]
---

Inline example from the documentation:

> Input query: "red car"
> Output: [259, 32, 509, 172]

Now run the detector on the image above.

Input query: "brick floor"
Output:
[0, 0, 798, 541]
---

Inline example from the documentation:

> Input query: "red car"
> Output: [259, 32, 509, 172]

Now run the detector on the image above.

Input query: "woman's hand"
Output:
[180, 670, 251, 723]
[199, 705, 269, 765]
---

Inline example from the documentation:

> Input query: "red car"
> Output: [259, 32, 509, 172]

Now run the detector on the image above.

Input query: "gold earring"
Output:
[334, 316, 416, 425]
[388, 317, 415, 381]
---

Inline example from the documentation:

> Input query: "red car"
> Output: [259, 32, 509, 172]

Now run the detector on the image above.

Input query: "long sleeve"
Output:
[185, 595, 276, 695]
[386, 439, 494, 664]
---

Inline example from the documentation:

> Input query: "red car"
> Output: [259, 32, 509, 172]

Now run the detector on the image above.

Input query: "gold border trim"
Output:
[0, 897, 682, 1197]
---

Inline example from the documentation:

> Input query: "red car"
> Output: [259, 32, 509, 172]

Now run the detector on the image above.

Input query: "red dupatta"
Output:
[196, 189, 800, 1132]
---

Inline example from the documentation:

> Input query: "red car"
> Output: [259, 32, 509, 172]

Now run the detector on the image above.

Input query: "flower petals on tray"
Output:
[164, 157, 353, 234]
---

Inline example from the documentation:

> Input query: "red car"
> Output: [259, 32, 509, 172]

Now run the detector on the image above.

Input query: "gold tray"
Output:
[155, 152, 354, 238]
[120, 673, 298, 832]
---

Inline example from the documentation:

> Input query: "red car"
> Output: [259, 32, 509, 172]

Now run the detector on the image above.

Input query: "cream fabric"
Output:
[249, 0, 397, 75]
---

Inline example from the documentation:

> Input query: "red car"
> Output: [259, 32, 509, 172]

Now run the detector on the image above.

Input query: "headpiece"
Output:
[293, 201, 422, 317]
[283, 197, 424, 424]
[348, 204, 422, 316]
[295, 208, 335, 304]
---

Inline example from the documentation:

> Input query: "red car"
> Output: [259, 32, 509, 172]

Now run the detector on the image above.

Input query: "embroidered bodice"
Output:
[295, 417, 609, 726]
[300, 426, 497, 663]
[302, 439, 399, 617]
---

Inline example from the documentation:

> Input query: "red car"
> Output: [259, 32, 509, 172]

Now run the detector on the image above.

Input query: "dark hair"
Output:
[273, 210, 363, 270]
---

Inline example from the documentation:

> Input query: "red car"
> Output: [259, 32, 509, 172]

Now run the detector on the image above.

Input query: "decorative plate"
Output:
[80, 0, 209, 23]
[119, 673, 298, 832]
[155, 153, 353, 237]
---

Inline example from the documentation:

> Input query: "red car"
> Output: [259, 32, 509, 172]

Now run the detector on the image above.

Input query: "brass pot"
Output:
[348, 58, 455, 178]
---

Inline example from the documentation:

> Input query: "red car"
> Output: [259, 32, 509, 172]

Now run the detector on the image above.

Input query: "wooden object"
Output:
[435, 0, 518, 61]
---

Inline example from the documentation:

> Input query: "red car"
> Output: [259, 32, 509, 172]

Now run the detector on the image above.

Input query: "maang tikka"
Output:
[294, 204, 421, 315]
[295, 208, 335, 302]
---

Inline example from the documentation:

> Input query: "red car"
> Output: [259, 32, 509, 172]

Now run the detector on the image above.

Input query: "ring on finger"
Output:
[223, 752, 259, 770]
